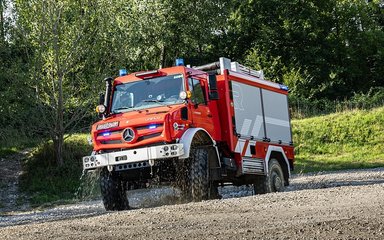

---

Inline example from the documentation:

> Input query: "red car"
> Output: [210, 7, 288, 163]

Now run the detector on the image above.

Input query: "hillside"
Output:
[292, 107, 384, 172]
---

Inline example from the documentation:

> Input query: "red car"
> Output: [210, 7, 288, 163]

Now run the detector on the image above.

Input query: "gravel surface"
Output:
[1, 167, 384, 239]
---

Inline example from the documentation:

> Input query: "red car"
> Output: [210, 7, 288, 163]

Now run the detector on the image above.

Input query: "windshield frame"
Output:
[110, 74, 186, 114]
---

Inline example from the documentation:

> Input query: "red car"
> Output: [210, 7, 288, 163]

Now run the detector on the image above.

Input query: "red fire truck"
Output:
[83, 57, 294, 211]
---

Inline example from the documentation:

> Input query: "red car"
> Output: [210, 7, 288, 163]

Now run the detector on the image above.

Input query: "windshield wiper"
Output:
[143, 99, 164, 103]
[142, 99, 167, 105]
[112, 106, 134, 113]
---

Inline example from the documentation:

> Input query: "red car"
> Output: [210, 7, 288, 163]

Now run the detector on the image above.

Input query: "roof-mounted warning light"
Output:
[279, 84, 289, 91]
[176, 58, 184, 66]
[119, 69, 127, 76]
[135, 70, 165, 79]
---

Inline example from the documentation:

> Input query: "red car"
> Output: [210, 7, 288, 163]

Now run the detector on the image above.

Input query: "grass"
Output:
[0, 129, 40, 158]
[292, 107, 384, 173]
[19, 134, 93, 206]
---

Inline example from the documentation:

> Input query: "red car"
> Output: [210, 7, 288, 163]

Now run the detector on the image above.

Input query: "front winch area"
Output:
[114, 160, 150, 171]
[82, 143, 184, 170]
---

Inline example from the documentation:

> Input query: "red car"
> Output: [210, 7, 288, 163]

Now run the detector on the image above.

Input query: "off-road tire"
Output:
[174, 159, 192, 201]
[253, 176, 267, 194]
[190, 147, 209, 201]
[254, 159, 285, 194]
[100, 168, 129, 211]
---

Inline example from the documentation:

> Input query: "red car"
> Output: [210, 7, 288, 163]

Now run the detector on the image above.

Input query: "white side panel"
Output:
[261, 89, 292, 144]
[232, 82, 265, 140]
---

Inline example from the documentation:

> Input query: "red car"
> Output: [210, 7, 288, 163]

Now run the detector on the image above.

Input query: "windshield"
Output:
[111, 74, 185, 113]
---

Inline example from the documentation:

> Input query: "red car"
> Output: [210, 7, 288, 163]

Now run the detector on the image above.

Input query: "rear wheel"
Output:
[100, 168, 130, 211]
[253, 159, 285, 194]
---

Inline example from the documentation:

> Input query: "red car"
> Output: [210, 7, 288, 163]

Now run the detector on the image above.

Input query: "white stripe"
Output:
[244, 140, 256, 157]
[235, 139, 247, 153]
[251, 115, 263, 137]
[240, 119, 252, 136]
[265, 117, 290, 127]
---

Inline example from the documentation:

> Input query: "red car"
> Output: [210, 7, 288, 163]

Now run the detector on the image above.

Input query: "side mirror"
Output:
[208, 74, 219, 100]
[98, 93, 105, 119]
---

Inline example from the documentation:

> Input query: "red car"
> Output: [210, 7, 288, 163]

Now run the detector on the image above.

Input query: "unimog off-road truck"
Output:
[83, 57, 294, 210]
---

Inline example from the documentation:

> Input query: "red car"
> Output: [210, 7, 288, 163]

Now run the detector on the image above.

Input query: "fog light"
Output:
[163, 146, 169, 151]
[171, 145, 178, 150]
[84, 157, 89, 163]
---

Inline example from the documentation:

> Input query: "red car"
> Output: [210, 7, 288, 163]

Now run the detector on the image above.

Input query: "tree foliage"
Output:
[1, 0, 383, 165]
[231, 0, 384, 99]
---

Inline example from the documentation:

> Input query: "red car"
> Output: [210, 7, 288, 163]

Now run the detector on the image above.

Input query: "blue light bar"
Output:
[279, 84, 289, 91]
[102, 132, 111, 136]
[176, 58, 184, 66]
[148, 125, 157, 129]
[119, 69, 127, 76]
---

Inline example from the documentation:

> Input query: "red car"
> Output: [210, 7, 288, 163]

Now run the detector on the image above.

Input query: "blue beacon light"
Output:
[175, 58, 184, 66]
[119, 69, 127, 76]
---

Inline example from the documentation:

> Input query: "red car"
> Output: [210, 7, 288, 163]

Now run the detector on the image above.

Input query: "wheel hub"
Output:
[272, 173, 283, 191]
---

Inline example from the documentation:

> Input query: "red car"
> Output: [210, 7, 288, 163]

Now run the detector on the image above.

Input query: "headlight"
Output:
[96, 105, 106, 114]
[87, 135, 93, 145]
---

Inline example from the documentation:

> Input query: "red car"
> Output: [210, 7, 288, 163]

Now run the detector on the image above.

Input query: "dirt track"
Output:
[1, 168, 384, 239]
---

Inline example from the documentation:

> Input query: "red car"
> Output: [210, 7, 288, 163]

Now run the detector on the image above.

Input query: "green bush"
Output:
[20, 134, 94, 206]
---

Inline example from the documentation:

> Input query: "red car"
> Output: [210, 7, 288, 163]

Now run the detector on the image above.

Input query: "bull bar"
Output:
[83, 143, 184, 170]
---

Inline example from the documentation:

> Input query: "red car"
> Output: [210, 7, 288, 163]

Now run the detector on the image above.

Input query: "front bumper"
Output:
[83, 143, 184, 170]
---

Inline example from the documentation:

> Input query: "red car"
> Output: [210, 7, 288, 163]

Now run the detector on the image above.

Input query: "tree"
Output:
[229, 0, 384, 100]
[15, 0, 118, 165]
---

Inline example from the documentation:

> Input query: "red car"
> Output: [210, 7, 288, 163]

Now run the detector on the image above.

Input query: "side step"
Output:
[242, 157, 265, 174]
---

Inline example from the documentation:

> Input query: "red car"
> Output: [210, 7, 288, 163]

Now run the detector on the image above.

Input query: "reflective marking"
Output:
[251, 115, 263, 137]
[235, 139, 247, 153]
[244, 140, 256, 157]
[265, 117, 290, 127]
[242, 140, 249, 156]
[240, 119, 252, 135]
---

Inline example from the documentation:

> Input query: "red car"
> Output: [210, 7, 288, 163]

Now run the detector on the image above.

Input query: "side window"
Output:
[188, 78, 206, 105]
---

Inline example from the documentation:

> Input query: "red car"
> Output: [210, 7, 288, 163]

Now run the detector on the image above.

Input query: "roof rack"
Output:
[193, 57, 264, 80]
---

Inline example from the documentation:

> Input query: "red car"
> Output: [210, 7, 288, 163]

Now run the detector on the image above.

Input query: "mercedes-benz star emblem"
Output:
[122, 128, 135, 142]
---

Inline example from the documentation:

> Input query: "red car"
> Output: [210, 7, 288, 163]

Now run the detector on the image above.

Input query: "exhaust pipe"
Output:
[104, 77, 113, 111]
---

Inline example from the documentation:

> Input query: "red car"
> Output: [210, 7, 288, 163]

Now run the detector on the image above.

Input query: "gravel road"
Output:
[1, 168, 384, 239]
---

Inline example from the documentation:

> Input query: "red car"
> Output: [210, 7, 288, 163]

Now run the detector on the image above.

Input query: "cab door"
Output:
[188, 77, 215, 135]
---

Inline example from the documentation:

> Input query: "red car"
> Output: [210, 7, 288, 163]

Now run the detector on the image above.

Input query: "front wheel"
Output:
[190, 147, 209, 201]
[100, 168, 130, 211]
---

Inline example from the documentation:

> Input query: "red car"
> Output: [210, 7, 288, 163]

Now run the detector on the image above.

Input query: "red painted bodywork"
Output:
[91, 65, 294, 167]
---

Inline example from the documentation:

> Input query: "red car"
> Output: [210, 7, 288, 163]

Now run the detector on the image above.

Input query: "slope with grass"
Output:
[19, 134, 93, 206]
[292, 107, 384, 173]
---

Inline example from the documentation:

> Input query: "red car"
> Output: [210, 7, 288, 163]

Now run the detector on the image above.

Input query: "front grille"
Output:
[137, 132, 162, 141]
[97, 130, 122, 136]
[100, 140, 123, 144]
